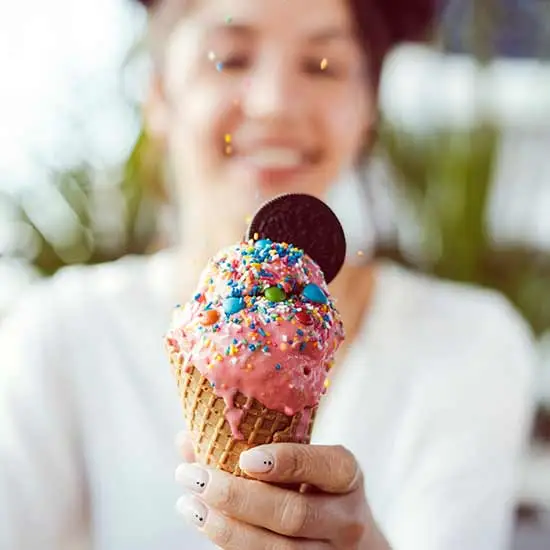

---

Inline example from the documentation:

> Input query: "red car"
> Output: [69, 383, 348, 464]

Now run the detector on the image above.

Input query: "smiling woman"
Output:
[140, 0, 435, 262]
[0, 1, 538, 550]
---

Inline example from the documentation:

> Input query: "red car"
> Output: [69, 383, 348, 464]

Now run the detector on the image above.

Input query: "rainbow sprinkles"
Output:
[166, 236, 344, 439]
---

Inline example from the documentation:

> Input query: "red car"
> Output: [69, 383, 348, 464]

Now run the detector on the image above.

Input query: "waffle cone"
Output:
[171, 353, 317, 477]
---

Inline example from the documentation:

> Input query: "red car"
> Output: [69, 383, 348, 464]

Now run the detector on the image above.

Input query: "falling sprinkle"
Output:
[225, 145, 233, 155]
[225, 133, 232, 143]
[216, 62, 224, 72]
[208, 51, 216, 61]
[225, 16, 232, 24]
[320, 58, 328, 70]
[357, 250, 365, 256]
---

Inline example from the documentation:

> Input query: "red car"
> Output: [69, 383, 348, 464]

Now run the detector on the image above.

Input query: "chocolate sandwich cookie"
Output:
[247, 193, 346, 284]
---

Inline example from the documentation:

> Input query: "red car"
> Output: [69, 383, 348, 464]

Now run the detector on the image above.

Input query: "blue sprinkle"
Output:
[275, 363, 281, 370]
[193, 293, 202, 301]
[216, 62, 223, 71]
[299, 342, 306, 352]
[248, 344, 256, 351]
[296, 329, 304, 336]
[302, 283, 327, 304]
[263, 345, 269, 352]
[223, 296, 245, 315]
[258, 327, 266, 337]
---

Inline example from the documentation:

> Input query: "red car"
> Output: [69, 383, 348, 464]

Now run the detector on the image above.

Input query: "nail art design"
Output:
[177, 495, 208, 527]
[175, 463, 209, 493]
[239, 449, 275, 473]
[191, 507, 206, 525]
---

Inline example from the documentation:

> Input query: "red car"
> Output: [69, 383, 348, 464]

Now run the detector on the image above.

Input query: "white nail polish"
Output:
[239, 448, 274, 473]
[177, 494, 208, 527]
[175, 463, 209, 493]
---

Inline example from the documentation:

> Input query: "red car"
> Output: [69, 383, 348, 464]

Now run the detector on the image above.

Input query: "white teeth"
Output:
[245, 148, 303, 168]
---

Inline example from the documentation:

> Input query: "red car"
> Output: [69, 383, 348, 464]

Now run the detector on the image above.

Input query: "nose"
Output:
[242, 57, 301, 122]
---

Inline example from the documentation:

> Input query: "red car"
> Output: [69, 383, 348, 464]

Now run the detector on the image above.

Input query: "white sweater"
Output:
[0, 250, 537, 550]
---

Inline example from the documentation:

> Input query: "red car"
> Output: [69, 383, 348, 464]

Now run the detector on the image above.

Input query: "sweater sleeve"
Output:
[0, 282, 88, 550]
[380, 296, 537, 550]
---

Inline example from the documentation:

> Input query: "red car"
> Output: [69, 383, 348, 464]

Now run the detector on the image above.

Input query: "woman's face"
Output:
[149, 0, 375, 240]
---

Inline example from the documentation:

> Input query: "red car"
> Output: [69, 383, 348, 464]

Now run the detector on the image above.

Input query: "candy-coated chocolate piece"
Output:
[295, 311, 313, 325]
[302, 283, 327, 304]
[200, 309, 220, 326]
[223, 296, 245, 315]
[264, 286, 287, 302]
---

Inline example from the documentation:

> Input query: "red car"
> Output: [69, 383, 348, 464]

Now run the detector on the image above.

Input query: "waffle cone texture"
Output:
[171, 353, 317, 477]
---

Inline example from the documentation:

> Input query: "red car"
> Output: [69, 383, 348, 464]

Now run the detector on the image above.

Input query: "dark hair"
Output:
[136, 0, 436, 86]
[349, 0, 437, 87]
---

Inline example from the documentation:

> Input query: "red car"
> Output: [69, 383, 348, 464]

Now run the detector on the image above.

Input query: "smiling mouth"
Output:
[229, 146, 320, 171]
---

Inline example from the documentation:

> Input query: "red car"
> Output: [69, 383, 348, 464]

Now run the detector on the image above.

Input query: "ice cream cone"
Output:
[166, 200, 346, 480]
[171, 353, 317, 477]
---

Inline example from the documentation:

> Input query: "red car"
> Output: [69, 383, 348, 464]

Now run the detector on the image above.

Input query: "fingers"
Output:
[176, 493, 331, 550]
[175, 431, 196, 463]
[239, 444, 363, 494]
[176, 462, 358, 541]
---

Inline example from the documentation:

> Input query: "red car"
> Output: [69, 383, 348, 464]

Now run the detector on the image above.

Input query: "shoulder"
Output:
[48, 249, 175, 304]
[12, 249, 174, 315]
[374, 264, 537, 462]
[0, 250, 176, 352]
[377, 261, 537, 397]
[380, 261, 535, 358]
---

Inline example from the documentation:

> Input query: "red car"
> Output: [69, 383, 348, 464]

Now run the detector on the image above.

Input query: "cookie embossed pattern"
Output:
[165, 194, 346, 477]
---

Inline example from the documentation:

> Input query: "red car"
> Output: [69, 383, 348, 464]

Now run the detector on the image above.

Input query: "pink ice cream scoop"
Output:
[166, 237, 345, 439]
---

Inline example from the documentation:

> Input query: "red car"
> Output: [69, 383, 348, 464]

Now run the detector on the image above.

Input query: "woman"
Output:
[0, 0, 536, 549]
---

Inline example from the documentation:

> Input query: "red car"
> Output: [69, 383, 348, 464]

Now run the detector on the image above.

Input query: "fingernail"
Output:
[239, 448, 274, 473]
[175, 463, 209, 493]
[176, 494, 208, 527]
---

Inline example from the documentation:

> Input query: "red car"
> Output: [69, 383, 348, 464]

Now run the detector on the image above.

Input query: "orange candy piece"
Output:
[200, 309, 220, 326]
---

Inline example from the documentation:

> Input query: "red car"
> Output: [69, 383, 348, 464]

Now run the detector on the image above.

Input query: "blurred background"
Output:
[0, 0, 549, 547]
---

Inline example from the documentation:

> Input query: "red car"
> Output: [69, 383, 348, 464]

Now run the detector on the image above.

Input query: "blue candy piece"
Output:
[255, 239, 272, 249]
[302, 283, 327, 304]
[223, 296, 246, 315]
